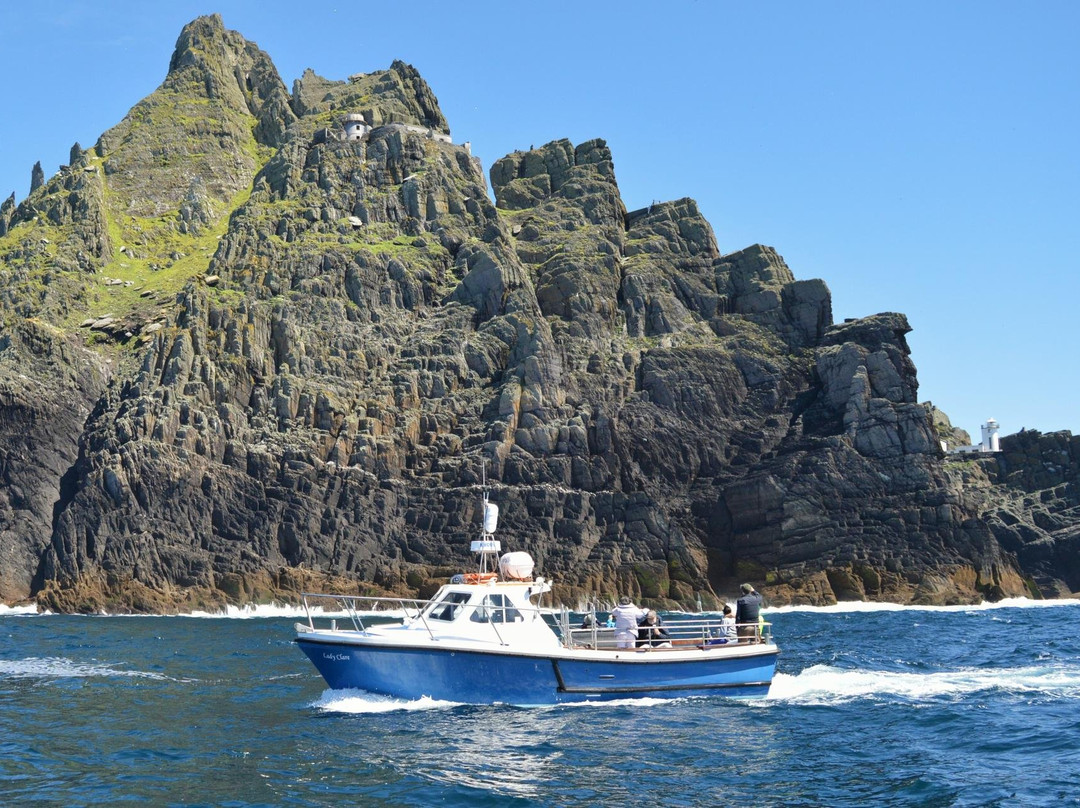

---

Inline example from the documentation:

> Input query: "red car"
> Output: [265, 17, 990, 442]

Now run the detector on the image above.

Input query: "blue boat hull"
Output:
[296, 638, 777, 705]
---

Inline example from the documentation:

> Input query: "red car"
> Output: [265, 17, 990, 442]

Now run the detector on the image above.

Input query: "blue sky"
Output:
[2, 1, 1077, 437]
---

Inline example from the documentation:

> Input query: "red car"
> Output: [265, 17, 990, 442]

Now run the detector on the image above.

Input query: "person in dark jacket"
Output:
[735, 583, 763, 642]
[636, 610, 672, 648]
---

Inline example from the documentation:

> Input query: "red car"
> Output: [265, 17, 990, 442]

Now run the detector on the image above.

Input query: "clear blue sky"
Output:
[2, 1, 1077, 438]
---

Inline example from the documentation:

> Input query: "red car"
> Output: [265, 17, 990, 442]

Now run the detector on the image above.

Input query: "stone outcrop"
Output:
[1, 16, 1078, 612]
[973, 429, 1080, 596]
[0, 320, 106, 601]
[30, 162, 44, 194]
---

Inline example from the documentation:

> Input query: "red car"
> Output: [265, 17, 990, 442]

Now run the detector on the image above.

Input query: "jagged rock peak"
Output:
[388, 60, 449, 132]
[161, 14, 295, 144]
[91, 14, 295, 221]
[490, 138, 617, 210]
[166, 13, 264, 82]
[290, 61, 449, 133]
[823, 311, 912, 349]
[0, 192, 14, 236]
[30, 161, 44, 194]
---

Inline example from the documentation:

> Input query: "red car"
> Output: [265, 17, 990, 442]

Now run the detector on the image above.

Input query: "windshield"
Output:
[427, 591, 472, 622]
[469, 593, 523, 624]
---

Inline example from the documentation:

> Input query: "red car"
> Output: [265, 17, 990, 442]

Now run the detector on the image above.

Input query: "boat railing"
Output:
[297, 593, 773, 651]
[297, 591, 543, 647]
[298, 592, 429, 633]
[562, 612, 773, 650]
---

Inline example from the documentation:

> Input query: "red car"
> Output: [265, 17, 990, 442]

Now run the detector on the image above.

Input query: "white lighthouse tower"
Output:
[981, 418, 1000, 452]
[343, 113, 370, 141]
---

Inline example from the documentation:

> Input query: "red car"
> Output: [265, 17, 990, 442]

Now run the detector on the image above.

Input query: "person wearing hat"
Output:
[609, 596, 648, 649]
[735, 583, 763, 643]
[636, 609, 672, 649]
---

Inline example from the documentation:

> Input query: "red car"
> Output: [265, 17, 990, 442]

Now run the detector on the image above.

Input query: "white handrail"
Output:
[299, 593, 774, 652]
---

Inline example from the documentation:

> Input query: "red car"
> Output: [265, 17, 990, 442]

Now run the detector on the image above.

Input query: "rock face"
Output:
[1, 16, 1078, 612]
[0, 320, 106, 600]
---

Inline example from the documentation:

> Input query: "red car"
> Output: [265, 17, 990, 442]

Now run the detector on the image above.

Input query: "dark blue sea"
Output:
[3, 599, 1079, 807]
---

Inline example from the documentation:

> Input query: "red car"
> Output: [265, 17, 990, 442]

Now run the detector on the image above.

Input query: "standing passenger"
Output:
[736, 583, 763, 642]
[610, 596, 648, 649]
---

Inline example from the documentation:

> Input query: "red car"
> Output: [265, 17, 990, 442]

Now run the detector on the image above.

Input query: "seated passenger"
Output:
[636, 610, 672, 648]
[710, 605, 738, 644]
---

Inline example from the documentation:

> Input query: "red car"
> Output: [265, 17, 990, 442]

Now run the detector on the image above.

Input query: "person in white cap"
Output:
[609, 596, 648, 649]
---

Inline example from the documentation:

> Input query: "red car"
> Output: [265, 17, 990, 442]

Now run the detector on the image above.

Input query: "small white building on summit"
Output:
[946, 418, 1001, 455]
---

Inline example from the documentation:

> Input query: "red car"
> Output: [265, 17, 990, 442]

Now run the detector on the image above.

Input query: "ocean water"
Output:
[2, 600, 1079, 807]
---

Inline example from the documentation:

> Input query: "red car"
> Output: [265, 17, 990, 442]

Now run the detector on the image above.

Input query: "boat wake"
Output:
[767, 663, 1080, 704]
[311, 688, 462, 714]
[764, 597, 1080, 615]
[0, 656, 170, 681]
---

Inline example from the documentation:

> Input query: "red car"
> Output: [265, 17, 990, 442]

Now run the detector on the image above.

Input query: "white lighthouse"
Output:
[343, 113, 370, 141]
[981, 418, 1000, 452]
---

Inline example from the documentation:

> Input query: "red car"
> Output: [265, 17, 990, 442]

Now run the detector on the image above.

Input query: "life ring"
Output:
[462, 573, 498, 584]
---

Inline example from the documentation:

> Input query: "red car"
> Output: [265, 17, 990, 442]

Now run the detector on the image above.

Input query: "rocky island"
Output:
[1, 15, 1077, 613]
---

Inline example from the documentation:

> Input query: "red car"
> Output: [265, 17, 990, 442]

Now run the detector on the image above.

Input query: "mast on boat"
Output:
[471, 460, 501, 575]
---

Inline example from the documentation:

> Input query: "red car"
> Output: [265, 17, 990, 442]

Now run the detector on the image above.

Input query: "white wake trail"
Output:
[0, 656, 170, 681]
[768, 663, 1080, 704]
[763, 597, 1080, 615]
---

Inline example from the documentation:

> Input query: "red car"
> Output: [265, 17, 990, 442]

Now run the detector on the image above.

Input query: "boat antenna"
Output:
[471, 458, 501, 575]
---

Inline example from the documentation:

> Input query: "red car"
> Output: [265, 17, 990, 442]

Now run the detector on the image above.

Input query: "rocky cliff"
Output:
[1, 15, 1076, 612]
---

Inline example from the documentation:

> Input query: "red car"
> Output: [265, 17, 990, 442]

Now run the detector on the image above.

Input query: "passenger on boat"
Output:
[636, 610, 672, 648]
[610, 596, 648, 649]
[736, 583, 763, 642]
[709, 605, 738, 645]
[581, 613, 596, 629]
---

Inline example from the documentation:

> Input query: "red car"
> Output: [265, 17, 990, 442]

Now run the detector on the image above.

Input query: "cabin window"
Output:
[428, 591, 471, 622]
[470, 594, 523, 624]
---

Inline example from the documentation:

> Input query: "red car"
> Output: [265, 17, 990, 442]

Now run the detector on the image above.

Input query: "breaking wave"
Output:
[185, 603, 346, 619]
[0, 602, 409, 620]
[8, 597, 1077, 620]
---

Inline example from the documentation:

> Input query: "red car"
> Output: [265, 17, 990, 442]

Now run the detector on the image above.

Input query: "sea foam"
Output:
[311, 688, 460, 714]
[767, 662, 1080, 704]
[0, 656, 169, 681]
[763, 597, 1080, 615]
[7, 596, 1077, 620]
